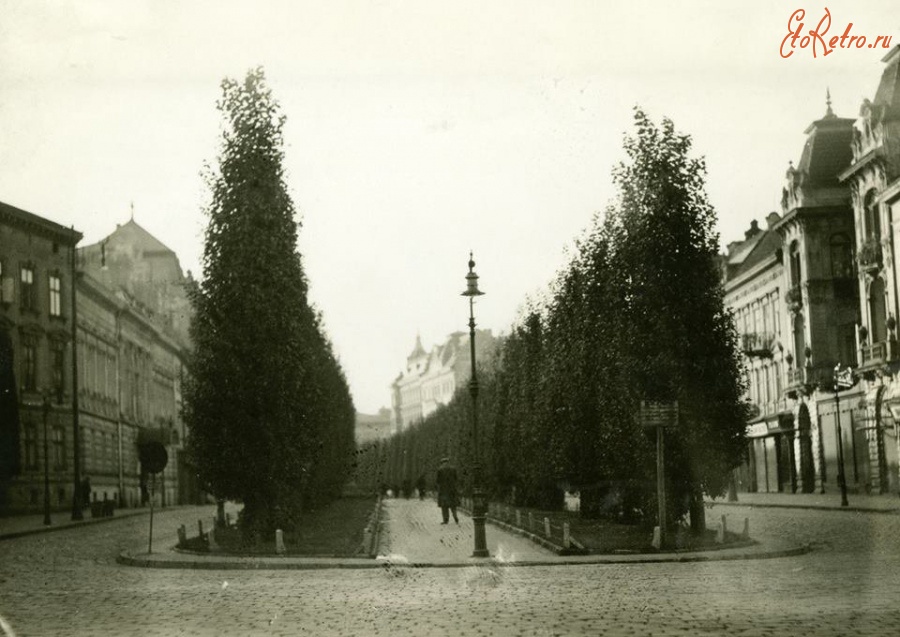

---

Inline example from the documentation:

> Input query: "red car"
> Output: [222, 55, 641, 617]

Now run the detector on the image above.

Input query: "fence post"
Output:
[563, 522, 571, 549]
[275, 529, 286, 554]
[528, 512, 534, 532]
[543, 517, 551, 537]
[198, 520, 204, 541]
[515, 509, 521, 527]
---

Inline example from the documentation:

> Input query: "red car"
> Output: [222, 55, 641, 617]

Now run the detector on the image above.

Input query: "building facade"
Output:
[0, 201, 81, 513]
[77, 219, 196, 508]
[726, 47, 900, 497]
[0, 205, 197, 514]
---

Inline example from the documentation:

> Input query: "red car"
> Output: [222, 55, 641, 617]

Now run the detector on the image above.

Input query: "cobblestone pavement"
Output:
[1, 502, 900, 636]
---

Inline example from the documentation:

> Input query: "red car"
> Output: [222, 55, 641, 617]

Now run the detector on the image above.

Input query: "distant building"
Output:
[0, 200, 81, 513]
[355, 408, 392, 446]
[391, 330, 498, 432]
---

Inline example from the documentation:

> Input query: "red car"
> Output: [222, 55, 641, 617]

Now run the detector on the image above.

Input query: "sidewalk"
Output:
[707, 491, 900, 513]
[0, 506, 150, 540]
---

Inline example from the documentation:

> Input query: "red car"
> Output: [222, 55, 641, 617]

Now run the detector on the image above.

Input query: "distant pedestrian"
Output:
[436, 457, 459, 524]
[416, 474, 426, 500]
[81, 475, 92, 508]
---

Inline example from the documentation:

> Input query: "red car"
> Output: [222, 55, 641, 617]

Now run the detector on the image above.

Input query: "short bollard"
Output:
[563, 522, 571, 549]
[543, 517, 551, 537]
[742, 517, 750, 540]
[515, 510, 521, 527]
[275, 529, 286, 555]
[651, 526, 661, 550]
[208, 527, 218, 551]
[177, 525, 187, 547]
[198, 520, 205, 541]
[528, 512, 534, 532]
[715, 521, 725, 544]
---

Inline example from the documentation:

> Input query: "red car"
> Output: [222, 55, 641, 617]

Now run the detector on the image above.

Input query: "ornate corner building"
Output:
[725, 46, 900, 496]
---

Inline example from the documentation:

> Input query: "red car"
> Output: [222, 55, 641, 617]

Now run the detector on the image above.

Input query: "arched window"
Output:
[789, 241, 802, 288]
[793, 313, 806, 368]
[830, 233, 853, 278]
[870, 278, 887, 343]
[864, 190, 880, 239]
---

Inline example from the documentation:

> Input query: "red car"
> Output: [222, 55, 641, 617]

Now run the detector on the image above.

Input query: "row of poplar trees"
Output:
[362, 109, 748, 531]
[184, 70, 356, 541]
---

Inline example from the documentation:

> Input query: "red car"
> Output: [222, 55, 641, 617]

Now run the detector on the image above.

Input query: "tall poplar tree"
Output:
[611, 108, 748, 531]
[185, 69, 354, 540]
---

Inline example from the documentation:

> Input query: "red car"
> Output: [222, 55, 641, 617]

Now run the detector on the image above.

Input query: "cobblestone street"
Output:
[1, 501, 900, 636]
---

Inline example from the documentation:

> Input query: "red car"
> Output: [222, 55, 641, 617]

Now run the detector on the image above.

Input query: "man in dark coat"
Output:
[436, 457, 459, 524]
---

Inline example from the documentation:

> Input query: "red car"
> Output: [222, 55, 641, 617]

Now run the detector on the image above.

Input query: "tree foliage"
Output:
[184, 69, 355, 540]
[357, 108, 747, 529]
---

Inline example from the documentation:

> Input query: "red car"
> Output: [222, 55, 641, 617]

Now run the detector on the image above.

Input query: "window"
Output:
[20, 265, 36, 311]
[51, 342, 65, 402]
[49, 274, 61, 317]
[24, 424, 37, 469]
[830, 234, 853, 279]
[789, 242, 802, 288]
[22, 338, 37, 392]
[52, 427, 65, 469]
[864, 190, 881, 239]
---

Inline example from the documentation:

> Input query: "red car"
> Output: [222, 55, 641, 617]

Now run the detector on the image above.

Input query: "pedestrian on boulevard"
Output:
[436, 457, 459, 524]
[416, 474, 426, 500]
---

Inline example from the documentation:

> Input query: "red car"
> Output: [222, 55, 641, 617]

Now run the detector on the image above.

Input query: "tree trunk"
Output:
[689, 489, 705, 535]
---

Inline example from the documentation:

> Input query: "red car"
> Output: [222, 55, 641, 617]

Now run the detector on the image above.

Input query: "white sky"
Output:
[2, 1, 898, 413]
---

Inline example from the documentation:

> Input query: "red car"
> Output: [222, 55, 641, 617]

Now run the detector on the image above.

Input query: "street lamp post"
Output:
[42, 393, 52, 526]
[462, 252, 489, 558]
[833, 364, 852, 507]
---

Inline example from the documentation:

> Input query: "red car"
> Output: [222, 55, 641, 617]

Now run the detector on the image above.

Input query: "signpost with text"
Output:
[640, 400, 678, 550]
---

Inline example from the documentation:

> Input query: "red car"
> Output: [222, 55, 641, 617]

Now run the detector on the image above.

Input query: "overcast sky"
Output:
[2, 1, 898, 413]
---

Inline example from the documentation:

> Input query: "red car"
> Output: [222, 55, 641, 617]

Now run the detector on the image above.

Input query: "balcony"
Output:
[785, 367, 807, 392]
[741, 332, 775, 359]
[784, 365, 832, 397]
[858, 340, 898, 372]
[857, 238, 883, 275]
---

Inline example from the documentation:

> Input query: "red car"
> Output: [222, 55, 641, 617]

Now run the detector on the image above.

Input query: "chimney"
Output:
[744, 219, 761, 240]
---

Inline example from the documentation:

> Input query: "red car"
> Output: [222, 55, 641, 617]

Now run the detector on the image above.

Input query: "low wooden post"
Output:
[528, 512, 534, 532]
[543, 517, 551, 537]
[198, 520, 205, 541]
[563, 522, 571, 549]
[208, 527, 218, 551]
[275, 529, 286, 555]
[177, 525, 187, 547]
[515, 509, 521, 527]
[742, 517, 750, 540]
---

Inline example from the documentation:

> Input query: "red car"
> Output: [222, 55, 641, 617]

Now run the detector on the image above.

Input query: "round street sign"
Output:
[139, 441, 169, 474]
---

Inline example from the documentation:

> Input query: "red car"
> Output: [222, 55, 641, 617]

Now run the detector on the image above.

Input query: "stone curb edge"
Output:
[707, 501, 900, 515]
[116, 542, 810, 570]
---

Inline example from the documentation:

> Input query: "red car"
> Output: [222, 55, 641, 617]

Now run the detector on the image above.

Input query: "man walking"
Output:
[436, 457, 459, 524]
